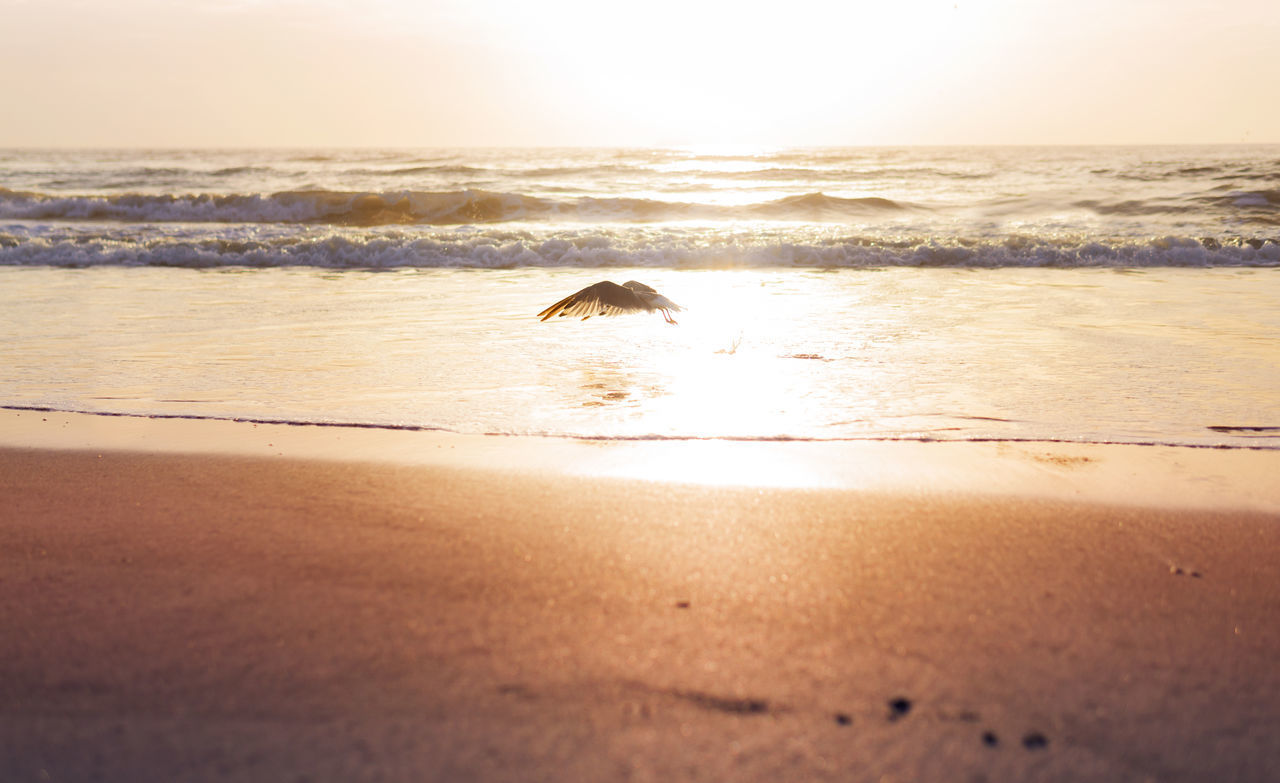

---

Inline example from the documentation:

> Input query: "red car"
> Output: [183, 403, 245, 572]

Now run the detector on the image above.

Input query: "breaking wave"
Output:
[3, 229, 1277, 269]
[0, 187, 920, 226]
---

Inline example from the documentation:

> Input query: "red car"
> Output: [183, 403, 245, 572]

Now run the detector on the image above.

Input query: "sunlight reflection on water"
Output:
[2, 266, 1278, 448]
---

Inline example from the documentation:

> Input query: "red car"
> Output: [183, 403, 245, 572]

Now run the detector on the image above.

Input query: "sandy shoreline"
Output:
[2, 412, 1279, 781]
[5, 408, 1280, 511]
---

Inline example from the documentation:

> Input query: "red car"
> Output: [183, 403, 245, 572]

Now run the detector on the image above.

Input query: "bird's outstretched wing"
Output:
[538, 281, 645, 321]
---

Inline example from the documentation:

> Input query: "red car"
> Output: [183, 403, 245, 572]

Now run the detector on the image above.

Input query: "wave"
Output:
[0, 186, 923, 226]
[209, 165, 274, 177]
[9, 186, 1279, 229]
[1074, 189, 1280, 223]
[1220, 188, 1280, 216]
[378, 165, 489, 177]
[712, 166, 994, 182]
[3, 230, 1277, 269]
[750, 193, 911, 218]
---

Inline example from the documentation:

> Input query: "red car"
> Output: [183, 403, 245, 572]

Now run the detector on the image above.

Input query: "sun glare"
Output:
[2, 0, 1275, 147]
[628, 272, 829, 446]
[431, 0, 972, 146]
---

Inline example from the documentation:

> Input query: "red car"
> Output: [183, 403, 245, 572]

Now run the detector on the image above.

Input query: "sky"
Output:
[1, 0, 1277, 148]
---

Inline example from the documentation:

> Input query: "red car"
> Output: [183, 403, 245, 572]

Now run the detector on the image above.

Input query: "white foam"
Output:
[2, 228, 1277, 269]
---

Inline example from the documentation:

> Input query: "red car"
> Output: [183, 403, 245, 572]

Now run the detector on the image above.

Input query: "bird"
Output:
[537, 280, 682, 324]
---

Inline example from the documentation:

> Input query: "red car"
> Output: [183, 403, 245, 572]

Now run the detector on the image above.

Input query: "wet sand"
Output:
[2, 413, 1279, 782]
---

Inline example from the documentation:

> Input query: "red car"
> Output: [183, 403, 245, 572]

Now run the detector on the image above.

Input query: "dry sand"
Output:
[2, 410, 1278, 782]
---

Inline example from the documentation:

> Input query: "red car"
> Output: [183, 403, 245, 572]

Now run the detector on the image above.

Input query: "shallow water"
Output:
[4, 265, 1277, 448]
[4, 146, 1279, 448]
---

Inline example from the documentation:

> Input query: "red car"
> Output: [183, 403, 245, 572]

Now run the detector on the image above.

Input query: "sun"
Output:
[426, 0, 971, 146]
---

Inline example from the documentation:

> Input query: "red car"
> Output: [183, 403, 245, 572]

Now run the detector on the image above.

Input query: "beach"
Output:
[3, 146, 1279, 781]
[3, 411, 1278, 782]
[5, 0, 1280, 776]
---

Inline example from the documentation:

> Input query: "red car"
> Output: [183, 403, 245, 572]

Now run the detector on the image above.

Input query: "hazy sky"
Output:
[2, 0, 1277, 147]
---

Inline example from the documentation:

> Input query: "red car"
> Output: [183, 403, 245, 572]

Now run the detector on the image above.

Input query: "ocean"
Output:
[2, 146, 1278, 448]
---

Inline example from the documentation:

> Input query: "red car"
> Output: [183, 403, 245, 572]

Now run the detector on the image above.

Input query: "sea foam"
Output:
[2, 226, 1277, 269]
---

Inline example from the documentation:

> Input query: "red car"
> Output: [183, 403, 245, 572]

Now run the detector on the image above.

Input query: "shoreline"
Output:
[2, 411, 1279, 781]
[3, 407, 1280, 512]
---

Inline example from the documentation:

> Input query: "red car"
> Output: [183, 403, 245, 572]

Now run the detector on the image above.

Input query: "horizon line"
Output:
[2, 141, 1278, 152]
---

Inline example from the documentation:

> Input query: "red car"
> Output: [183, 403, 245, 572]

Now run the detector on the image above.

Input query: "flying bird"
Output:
[537, 280, 682, 324]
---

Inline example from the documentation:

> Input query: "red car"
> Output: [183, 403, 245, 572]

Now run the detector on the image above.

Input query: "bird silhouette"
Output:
[537, 280, 682, 324]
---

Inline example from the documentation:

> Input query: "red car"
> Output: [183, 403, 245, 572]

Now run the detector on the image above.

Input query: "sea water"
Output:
[2, 147, 1278, 448]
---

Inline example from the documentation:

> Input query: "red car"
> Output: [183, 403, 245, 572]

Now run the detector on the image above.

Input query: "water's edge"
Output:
[7, 404, 1275, 452]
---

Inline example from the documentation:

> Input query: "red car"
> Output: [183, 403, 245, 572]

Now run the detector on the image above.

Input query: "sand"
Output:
[2, 410, 1279, 782]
